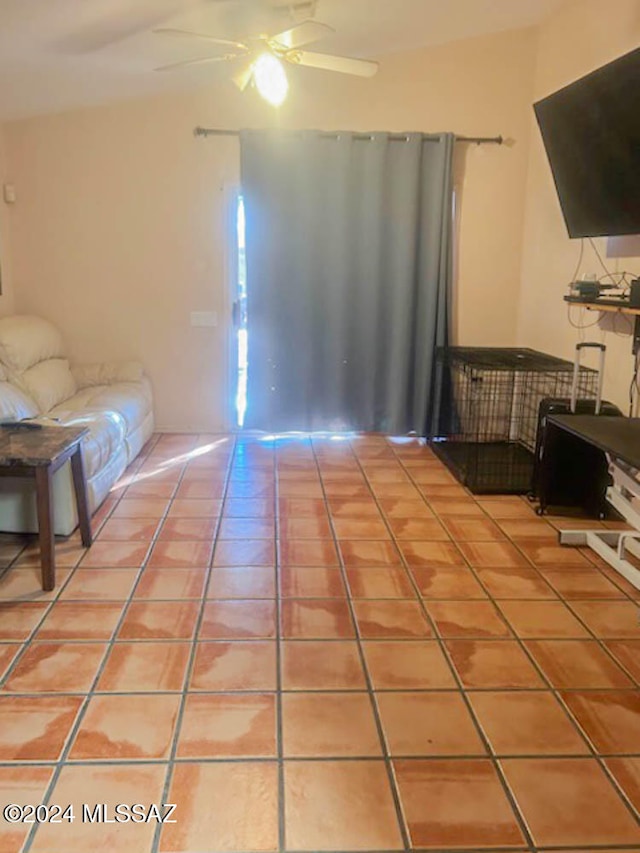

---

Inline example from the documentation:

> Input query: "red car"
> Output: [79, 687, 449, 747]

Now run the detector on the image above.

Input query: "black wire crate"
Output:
[429, 347, 599, 494]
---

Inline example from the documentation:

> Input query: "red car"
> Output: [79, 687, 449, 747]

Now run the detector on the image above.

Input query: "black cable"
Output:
[567, 238, 584, 293]
[588, 236, 616, 281]
[629, 354, 638, 417]
[567, 304, 600, 330]
[587, 236, 639, 287]
[566, 239, 638, 334]
[587, 238, 637, 285]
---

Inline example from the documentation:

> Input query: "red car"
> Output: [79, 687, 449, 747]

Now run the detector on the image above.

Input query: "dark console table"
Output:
[549, 414, 640, 592]
[0, 425, 92, 590]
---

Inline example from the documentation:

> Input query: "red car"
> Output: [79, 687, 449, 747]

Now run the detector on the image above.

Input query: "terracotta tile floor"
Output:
[0, 432, 638, 852]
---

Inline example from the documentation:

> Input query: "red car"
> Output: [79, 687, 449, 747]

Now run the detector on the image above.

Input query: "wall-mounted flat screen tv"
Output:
[533, 47, 640, 238]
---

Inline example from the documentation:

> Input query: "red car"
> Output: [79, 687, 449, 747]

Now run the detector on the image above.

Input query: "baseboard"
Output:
[154, 424, 236, 434]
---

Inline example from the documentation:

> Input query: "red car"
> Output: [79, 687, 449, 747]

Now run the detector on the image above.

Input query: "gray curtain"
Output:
[240, 129, 454, 434]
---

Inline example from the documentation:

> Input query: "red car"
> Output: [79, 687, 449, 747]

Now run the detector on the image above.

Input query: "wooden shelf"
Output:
[564, 296, 640, 317]
[564, 298, 640, 353]
[566, 300, 640, 316]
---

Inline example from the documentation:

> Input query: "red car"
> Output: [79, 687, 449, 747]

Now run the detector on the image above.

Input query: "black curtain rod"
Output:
[193, 126, 504, 145]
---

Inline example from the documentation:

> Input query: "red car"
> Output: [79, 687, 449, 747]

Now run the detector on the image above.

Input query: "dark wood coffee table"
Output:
[0, 424, 92, 590]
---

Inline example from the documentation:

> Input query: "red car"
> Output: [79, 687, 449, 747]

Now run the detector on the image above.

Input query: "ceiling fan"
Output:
[153, 17, 379, 105]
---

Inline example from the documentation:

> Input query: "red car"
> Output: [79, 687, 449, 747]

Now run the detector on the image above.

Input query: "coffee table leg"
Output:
[71, 448, 92, 547]
[35, 465, 55, 592]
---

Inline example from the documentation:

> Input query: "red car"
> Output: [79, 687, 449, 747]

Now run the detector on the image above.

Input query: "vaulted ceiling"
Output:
[0, 0, 568, 120]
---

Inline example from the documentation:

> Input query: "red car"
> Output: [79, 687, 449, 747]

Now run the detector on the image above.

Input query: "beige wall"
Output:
[3, 26, 537, 431]
[517, 0, 640, 411]
[0, 128, 15, 315]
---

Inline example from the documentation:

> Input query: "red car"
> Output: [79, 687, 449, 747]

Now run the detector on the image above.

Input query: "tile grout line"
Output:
[311, 437, 415, 853]
[149, 434, 238, 853]
[414, 497, 640, 692]
[2, 684, 640, 698]
[5, 749, 640, 768]
[1, 432, 637, 852]
[398, 447, 639, 839]
[497, 518, 640, 681]
[0, 570, 78, 691]
[472, 497, 640, 822]
[394, 443, 640, 834]
[382, 440, 538, 852]
[21, 435, 194, 853]
[274, 438, 289, 853]
[0, 456, 133, 691]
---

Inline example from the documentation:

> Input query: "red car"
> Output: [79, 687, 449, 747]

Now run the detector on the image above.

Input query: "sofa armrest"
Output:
[71, 361, 144, 389]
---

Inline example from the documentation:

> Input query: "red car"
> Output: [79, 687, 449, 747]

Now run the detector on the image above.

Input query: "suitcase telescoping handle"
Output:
[571, 342, 606, 414]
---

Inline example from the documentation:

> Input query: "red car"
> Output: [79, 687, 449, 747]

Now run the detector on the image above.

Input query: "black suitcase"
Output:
[532, 342, 623, 517]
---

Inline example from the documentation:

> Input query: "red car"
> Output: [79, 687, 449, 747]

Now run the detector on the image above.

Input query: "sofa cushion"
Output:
[0, 381, 39, 422]
[71, 361, 144, 389]
[0, 316, 65, 373]
[0, 313, 155, 537]
[47, 411, 127, 480]
[48, 378, 152, 436]
[16, 358, 77, 414]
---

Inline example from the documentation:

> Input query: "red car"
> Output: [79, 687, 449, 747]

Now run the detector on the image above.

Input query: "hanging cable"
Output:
[629, 351, 640, 417]
[587, 237, 639, 292]
[567, 238, 585, 293]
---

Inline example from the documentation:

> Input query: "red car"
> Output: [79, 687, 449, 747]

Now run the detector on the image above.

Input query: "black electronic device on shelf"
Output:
[564, 294, 631, 307]
[573, 281, 601, 301]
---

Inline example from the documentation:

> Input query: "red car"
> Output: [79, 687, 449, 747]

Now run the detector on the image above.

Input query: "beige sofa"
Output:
[0, 315, 154, 535]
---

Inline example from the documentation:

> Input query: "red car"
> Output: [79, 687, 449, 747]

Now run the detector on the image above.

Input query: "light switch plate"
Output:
[190, 311, 218, 327]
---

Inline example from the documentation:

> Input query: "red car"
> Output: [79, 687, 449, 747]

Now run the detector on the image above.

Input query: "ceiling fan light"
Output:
[252, 53, 288, 107]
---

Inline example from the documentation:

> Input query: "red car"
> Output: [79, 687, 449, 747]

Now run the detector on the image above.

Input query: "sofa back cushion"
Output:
[0, 315, 65, 373]
[16, 358, 77, 414]
[0, 381, 39, 421]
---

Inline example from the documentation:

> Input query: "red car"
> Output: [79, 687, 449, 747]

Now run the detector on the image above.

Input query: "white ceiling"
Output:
[0, 0, 567, 121]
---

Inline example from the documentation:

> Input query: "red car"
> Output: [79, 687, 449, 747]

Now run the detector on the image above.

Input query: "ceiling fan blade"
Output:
[268, 20, 334, 50]
[290, 51, 379, 78]
[153, 28, 249, 52]
[233, 60, 255, 92]
[155, 53, 241, 72]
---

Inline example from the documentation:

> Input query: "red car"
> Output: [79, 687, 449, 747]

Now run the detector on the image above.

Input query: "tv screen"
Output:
[533, 47, 640, 239]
